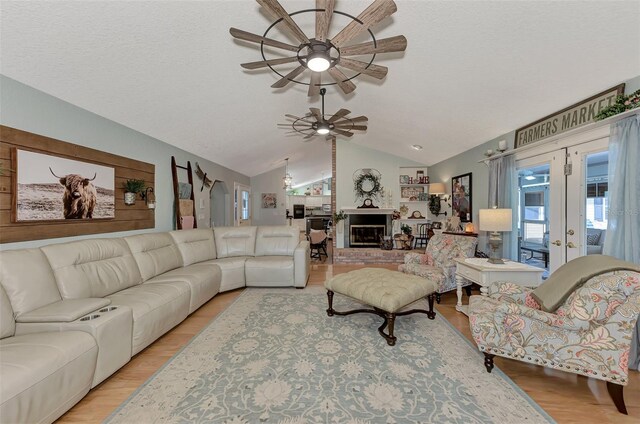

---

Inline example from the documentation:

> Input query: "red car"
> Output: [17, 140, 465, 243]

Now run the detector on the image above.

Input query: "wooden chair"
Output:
[413, 223, 430, 248]
[308, 229, 328, 260]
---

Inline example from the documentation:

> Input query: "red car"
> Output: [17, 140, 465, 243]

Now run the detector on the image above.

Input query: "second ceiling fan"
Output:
[279, 88, 368, 142]
[230, 0, 407, 96]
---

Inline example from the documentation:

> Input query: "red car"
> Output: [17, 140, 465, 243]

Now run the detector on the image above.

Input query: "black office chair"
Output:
[413, 223, 430, 249]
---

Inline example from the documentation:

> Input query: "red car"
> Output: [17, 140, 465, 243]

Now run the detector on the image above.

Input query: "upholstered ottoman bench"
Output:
[324, 268, 437, 346]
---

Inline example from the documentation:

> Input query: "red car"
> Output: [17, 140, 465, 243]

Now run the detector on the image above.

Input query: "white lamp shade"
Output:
[479, 208, 512, 232]
[429, 183, 446, 194]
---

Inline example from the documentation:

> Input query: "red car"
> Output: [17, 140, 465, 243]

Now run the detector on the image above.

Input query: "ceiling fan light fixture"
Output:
[307, 52, 330, 72]
[316, 122, 331, 135]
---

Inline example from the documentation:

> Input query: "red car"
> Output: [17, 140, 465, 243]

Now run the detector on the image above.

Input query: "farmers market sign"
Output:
[514, 84, 625, 149]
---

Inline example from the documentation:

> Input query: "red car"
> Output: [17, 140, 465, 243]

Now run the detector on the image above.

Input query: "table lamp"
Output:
[479, 208, 512, 264]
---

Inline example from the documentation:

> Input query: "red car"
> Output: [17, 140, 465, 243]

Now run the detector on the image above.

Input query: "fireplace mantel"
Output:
[341, 208, 395, 215]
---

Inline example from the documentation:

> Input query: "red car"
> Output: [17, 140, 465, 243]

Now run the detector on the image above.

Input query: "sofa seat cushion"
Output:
[146, 264, 221, 313]
[245, 256, 294, 287]
[203, 257, 248, 292]
[106, 282, 190, 355]
[0, 331, 97, 424]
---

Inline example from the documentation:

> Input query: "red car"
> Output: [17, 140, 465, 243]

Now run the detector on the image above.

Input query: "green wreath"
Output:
[354, 172, 382, 201]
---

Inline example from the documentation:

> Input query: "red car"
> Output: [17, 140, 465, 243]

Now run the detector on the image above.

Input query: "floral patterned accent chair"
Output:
[398, 233, 478, 303]
[469, 271, 640, 414]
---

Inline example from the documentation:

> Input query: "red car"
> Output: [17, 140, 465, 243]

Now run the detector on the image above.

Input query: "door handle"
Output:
[567, 242, 577, 248]
[551, 240, 562, 246]
[566, 229, 575, 235]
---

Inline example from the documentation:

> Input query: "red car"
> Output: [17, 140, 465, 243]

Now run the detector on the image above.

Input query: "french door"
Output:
[516, 136, 609, 274]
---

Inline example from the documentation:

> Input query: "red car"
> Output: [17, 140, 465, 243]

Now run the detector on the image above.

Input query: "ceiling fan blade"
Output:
[241, 56, 300, 70]
[337, 58, 388, 80]
[308, 71, 321, 96]
[271, 65, 306, 88]
[303, 133, 316, 140]
[309, 107, 322, 120]
[332, 128, 354, 138]
[326, 135, 336, 143]
[335, 124, 368, 131]
[285, 114, 312, 122]
[340, 35, 407, 56]
[257, 0, 309, 44]
[328, 108, 351, 123]
[230, 28, 299, 52]
[315, 0, 335, 42]
[345, 115, 368, 123]
[331, 0, 397, 48]
[327, 67, 356, 94]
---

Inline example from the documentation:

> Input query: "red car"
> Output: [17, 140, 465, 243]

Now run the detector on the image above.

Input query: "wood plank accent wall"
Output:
[0, 125, 155, 243]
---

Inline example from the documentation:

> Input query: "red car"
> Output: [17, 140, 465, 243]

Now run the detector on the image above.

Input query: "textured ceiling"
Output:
[1, 1, 639, 184]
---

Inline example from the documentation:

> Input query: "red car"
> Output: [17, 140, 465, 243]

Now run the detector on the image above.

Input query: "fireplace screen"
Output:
[350, 225, 386, 247]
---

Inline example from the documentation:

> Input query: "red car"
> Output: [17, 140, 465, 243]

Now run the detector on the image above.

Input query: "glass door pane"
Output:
[565, 139, 609, 263]
[517, 151, 565, 275]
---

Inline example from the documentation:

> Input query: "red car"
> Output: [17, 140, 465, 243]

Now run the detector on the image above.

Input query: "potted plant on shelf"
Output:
[123, 179, 146, 205]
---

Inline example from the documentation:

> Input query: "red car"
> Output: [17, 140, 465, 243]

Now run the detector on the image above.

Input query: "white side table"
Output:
[454, 258, 544, 315]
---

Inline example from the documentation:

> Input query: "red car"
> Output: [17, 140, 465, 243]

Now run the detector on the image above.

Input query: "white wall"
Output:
[1, 75, 250, 249]
[250, 166, 286, 226]
[335, 142, 426, 248]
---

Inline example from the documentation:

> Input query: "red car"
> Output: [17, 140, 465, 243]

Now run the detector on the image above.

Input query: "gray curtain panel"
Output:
[487, 155, 517, 260]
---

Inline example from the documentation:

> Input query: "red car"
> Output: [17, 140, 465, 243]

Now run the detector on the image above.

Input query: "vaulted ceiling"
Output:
[1, 1, 638, 184]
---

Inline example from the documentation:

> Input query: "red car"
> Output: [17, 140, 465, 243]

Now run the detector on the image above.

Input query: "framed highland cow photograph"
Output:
[14, 149, 115, 221]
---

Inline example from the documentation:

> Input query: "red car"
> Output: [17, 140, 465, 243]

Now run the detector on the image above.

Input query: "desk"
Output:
[454, 258, 544, 315]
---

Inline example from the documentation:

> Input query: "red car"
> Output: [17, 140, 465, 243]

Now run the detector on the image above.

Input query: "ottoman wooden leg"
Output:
[378, 312, 397, 346]
[326, 290, 335, 316]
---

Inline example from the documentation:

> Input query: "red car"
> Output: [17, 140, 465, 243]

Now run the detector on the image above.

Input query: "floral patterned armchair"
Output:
[398, 233, 477, 302]
[469, 271, 640, 414]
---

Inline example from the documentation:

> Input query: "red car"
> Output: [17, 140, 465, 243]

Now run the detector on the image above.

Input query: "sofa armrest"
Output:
[294, 240, 310, 288]
[16, 298, 111, 323]
[404, 252, 426, 265]
[495, 301, 589, 331]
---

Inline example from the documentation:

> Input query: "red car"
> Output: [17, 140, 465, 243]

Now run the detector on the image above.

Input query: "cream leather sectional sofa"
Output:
[0, 225, 309, 424]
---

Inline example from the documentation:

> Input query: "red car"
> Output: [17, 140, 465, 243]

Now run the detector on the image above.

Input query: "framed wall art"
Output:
[451, 172, 472, 222]
[261, 192, 277, 209]
[15, 149, 115, 221]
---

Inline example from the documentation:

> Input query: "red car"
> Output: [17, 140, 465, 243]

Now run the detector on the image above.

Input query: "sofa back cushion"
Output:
[214, 226, 257, 258]
[170, 229, 217, 266]
[0, 286, 15, 339]
[427, 233, 478, 268]
[124, 233, 183, 281]
[255, 226, 300, 256]
[0, 249, 62, 317]
[41, 238, 142, 299]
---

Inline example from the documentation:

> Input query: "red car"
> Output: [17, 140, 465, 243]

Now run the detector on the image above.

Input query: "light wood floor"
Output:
[57, 263, 639, 423]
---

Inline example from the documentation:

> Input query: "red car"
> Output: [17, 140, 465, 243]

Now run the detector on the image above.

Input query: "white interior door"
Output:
[234, 183, 251, 226]
[565, 138, 609, 262]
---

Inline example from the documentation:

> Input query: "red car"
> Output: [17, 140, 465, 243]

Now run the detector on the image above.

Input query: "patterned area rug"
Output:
[107, 287, 554, 424]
